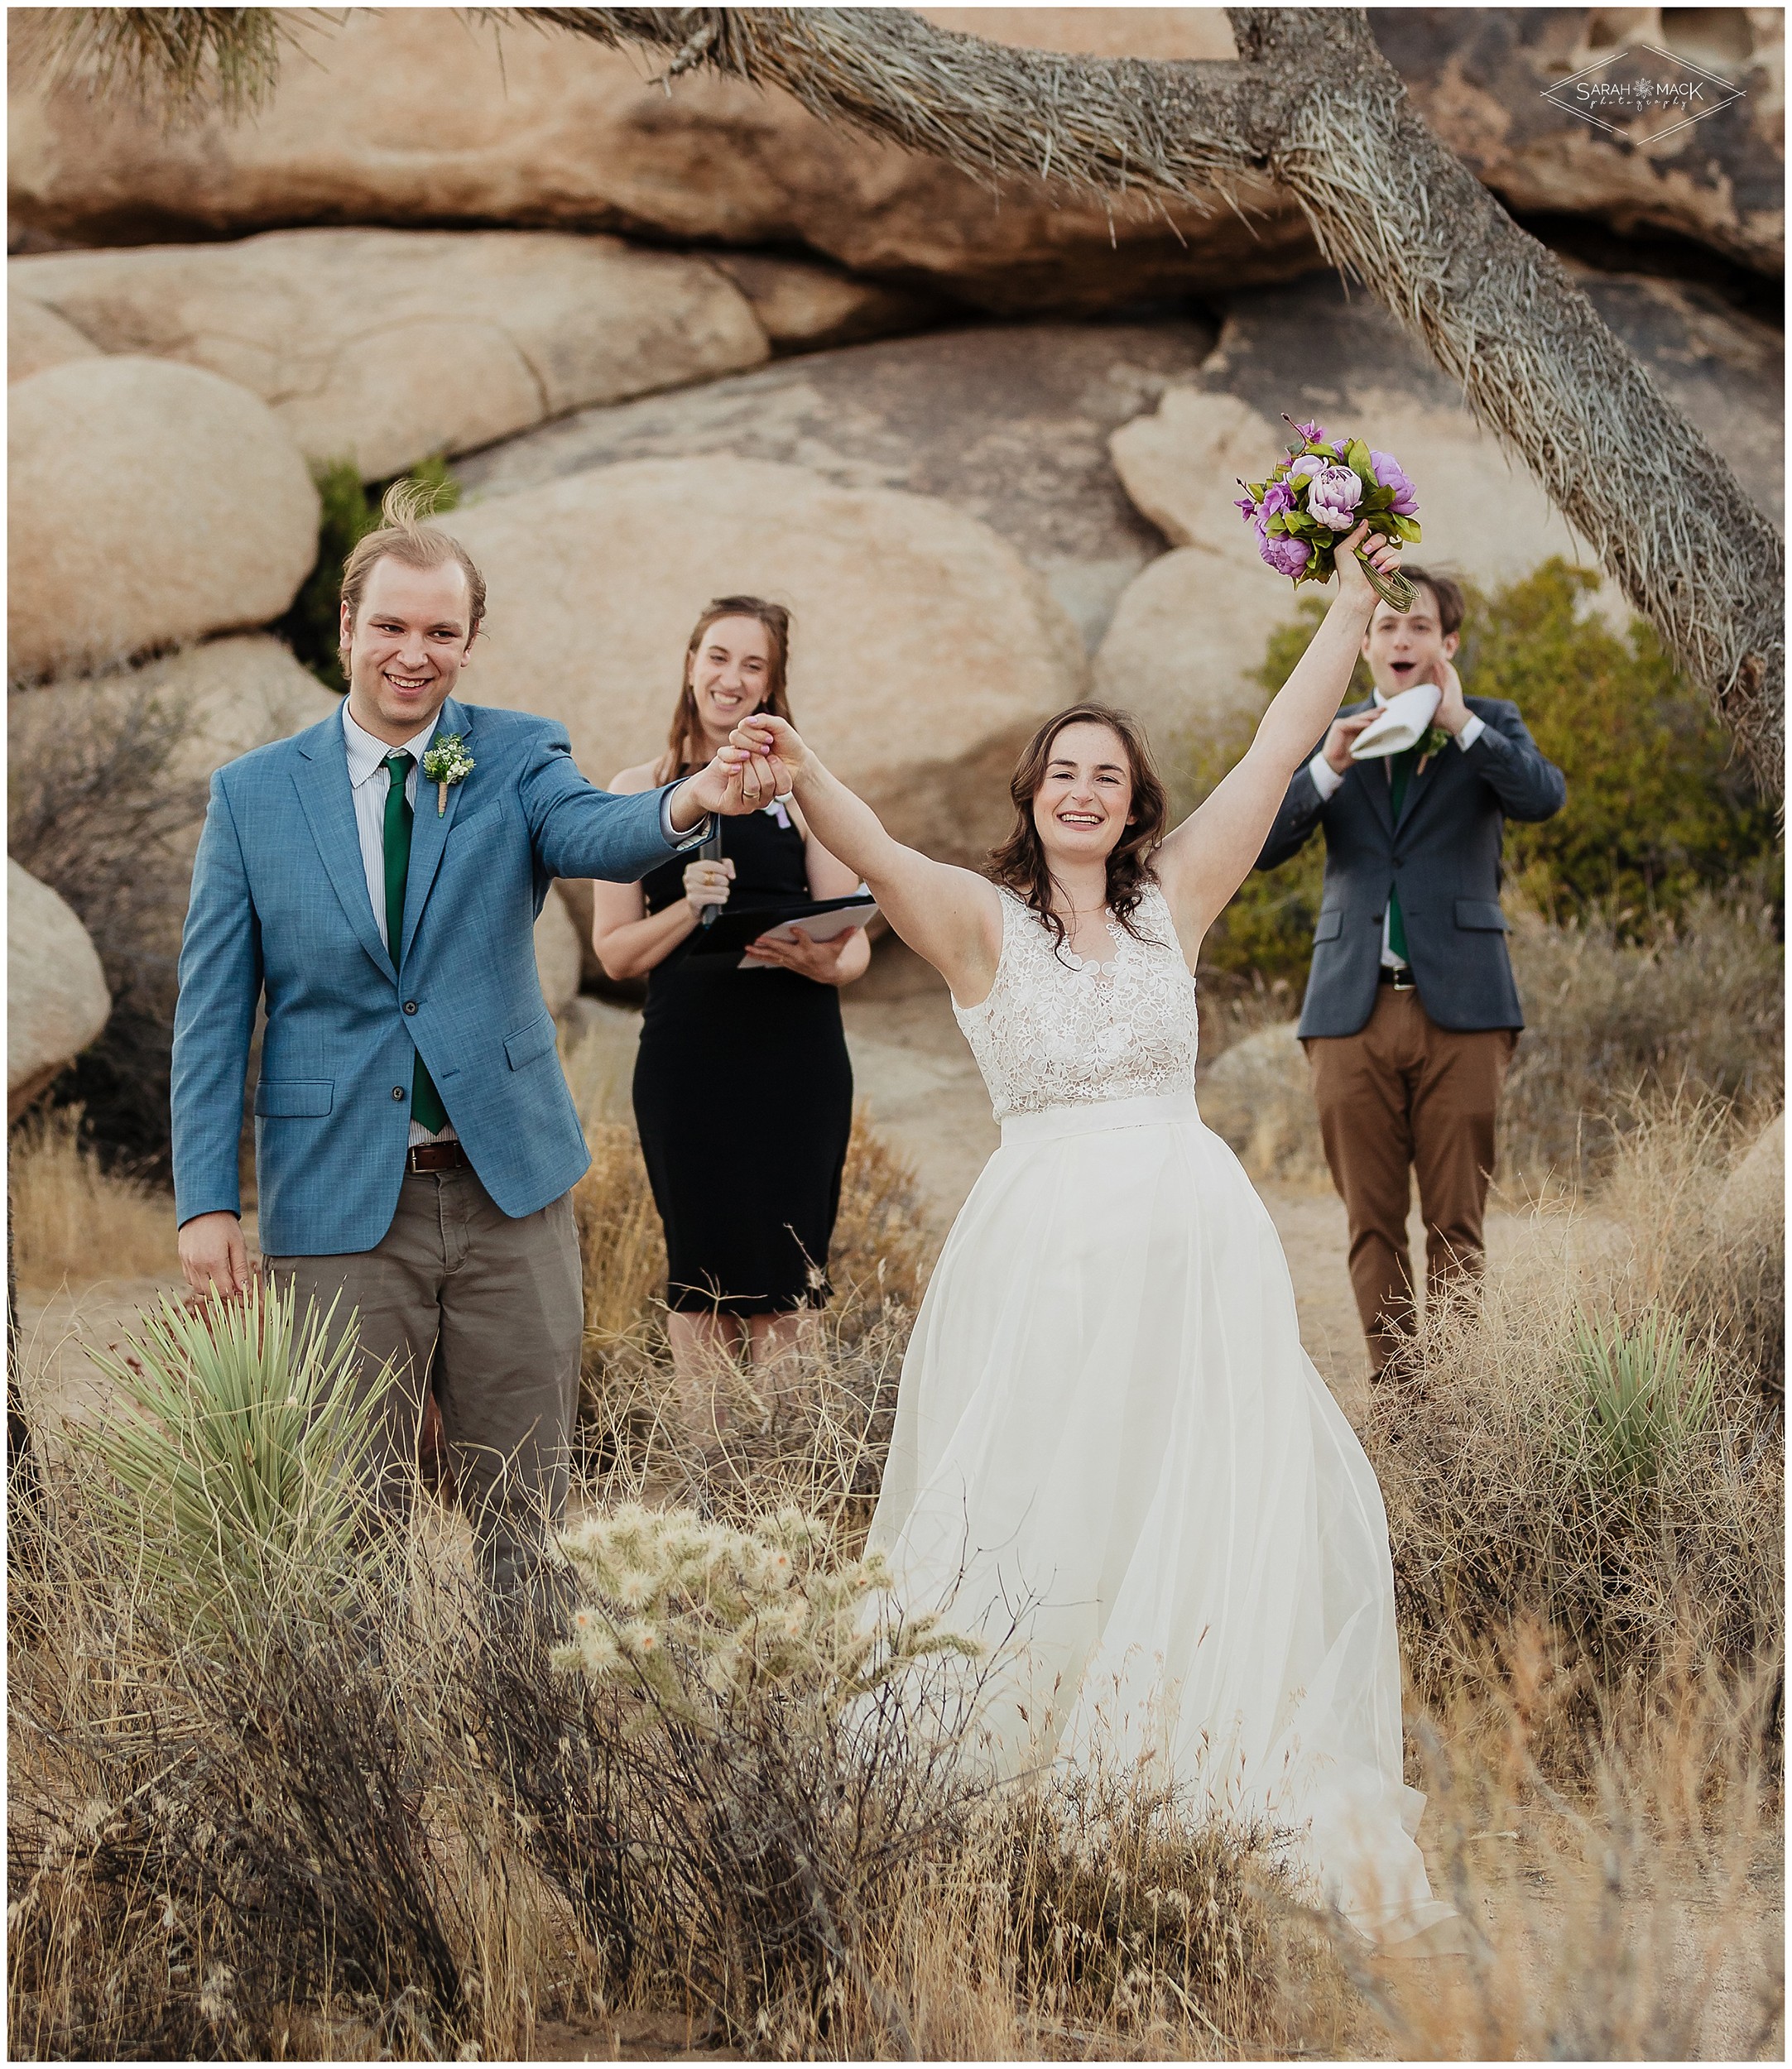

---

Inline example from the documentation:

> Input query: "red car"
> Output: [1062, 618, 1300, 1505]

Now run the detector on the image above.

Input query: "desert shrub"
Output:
[8, 678, 210, 1172]
[1466, 560, 1778, 921]
[275, 454, 461, 691]
[1501, 872, 1783, 1183]
[1364, 1100, 1784, 1719]
[1189, 562, 1778, 990]
[572, 1112, 932, 1539]
[8, 1103, 175, 1287]
[9, 1525, 479, 2062]
[970, 1771, 1296, 2044]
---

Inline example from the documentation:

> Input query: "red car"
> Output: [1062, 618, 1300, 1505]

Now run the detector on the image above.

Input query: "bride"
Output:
[728, 521, 1453, 1947]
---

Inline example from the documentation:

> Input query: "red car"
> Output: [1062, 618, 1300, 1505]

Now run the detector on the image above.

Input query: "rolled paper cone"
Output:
[438, 780, 449, 815]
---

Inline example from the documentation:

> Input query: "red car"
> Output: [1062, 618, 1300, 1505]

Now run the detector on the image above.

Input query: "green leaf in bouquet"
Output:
[1393, 514, 1424, 543]
[1248, 480, 1268, 500]
[1358, 484, 1394, 513]
[1343, 436, 1375, 477]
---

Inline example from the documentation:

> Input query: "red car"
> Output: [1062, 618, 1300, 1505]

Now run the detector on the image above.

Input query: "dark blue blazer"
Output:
[1255, 695, 1566, 1039]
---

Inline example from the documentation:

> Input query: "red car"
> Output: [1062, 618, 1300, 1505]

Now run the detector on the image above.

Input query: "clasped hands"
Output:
[670, 718, 799, 823]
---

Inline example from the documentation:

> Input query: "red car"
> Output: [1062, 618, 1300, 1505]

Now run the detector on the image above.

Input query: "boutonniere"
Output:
[421, 732, 474, 816]
[1415, 722, 1451, 776]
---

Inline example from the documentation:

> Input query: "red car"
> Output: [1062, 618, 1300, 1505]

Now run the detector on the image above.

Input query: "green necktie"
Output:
[382, 751, 450, 1135]
[1386, 744, 1420, 964]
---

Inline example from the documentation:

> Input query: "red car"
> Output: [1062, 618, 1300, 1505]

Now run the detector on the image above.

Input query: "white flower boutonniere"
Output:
[421, 732, 474, 816]
[1415, 722, 1452, 777]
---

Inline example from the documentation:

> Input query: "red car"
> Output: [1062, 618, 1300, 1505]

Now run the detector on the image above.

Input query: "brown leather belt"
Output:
[1378, 966, 1418, 990]
[407, 1140, 470, 1174]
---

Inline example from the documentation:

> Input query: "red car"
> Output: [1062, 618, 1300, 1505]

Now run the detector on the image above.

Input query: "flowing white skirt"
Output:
[867, 1089, 1454, 1947]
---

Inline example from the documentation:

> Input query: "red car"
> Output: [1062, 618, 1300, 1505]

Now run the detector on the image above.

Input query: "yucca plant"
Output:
[84, 1278, 387, 1623]
[1568, 1308, 1718, 1490]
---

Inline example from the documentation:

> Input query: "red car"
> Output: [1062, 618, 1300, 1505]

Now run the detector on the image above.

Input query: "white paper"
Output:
[737, 901, 878, 970]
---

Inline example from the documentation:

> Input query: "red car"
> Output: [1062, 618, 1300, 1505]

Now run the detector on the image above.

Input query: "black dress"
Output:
[633, 803, 854, 1315]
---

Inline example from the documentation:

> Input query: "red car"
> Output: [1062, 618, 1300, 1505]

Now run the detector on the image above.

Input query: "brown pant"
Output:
[265, 1166, 583, 1594]
[1305, 986, 1516, 1371]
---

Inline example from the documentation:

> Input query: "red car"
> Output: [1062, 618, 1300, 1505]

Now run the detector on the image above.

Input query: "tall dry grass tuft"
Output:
[573, 1108, 934, 1544]
[1348, 1655, 1785, 2061]
[1501, 881, 1783, 1185]
[1364, 1097, 1783, 1730]
[9, 1105, 176, 1288]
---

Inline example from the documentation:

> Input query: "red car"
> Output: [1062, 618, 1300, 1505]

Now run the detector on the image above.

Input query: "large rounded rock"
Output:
[1196, 1021, 1324, 1183]
[8, 861, 110, 1120]
[444, 455, 1086, 873]
[535, 890, 585, 1020]
[8, 358, 319, 681]
[1374, 9, 1785, 281]
[11, 229, 771, 482]
[9, 294, 95, 381]
[457, 319, 1216, 655]
[6, 11, 1315, 315]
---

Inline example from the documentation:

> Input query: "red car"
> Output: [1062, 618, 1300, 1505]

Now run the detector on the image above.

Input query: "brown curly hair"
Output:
[652, 596, 795, 784]
[987, 703, 1170, 958]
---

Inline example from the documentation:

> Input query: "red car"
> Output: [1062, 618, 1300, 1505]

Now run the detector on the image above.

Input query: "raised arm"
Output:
[1157, 523, 1397, 944]
[728, 715, 1003, 1003]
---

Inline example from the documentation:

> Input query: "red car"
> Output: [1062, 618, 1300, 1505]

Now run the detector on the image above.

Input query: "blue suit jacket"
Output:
[173, 697, 699, 1256]
[1255, 695, 1566, 1039]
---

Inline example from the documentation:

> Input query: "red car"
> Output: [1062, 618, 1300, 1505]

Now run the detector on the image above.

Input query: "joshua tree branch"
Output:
[525, 6, 1785, 795]
[19, 5, 1785, 790]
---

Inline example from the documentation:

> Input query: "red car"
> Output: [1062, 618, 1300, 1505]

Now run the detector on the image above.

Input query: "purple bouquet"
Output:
[1236, 417, 1420, 612]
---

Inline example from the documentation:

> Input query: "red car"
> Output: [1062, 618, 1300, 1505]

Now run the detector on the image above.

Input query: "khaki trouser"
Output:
[1304, 986, 1517, 1373]
[264, 1166, 582, 1594]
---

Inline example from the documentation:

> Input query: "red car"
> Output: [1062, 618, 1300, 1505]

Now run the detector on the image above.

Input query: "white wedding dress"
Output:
[866, 881, 1454, 1946]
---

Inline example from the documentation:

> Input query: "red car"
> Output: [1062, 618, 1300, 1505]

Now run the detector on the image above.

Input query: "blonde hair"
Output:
[652, 596, 794, 785]
[338, 479, 487, 667]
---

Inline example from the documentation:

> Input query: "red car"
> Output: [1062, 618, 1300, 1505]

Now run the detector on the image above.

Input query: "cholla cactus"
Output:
[552, 1502, 980, 1725]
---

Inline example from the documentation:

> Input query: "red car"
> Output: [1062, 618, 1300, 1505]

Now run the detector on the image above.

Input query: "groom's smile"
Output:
[340, 556, 479, 748]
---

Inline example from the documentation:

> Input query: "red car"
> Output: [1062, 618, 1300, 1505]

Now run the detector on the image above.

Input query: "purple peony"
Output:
[1254, 480, 1296, 532]
[1290, 418, 1326, 445]
[1285, 453, 1328, 487]
[1308, 464, 1364, 531]
[1260, 532, 1311, 579]
[1370, 449, 1420, 516]
[1234, 492, 1259, 521]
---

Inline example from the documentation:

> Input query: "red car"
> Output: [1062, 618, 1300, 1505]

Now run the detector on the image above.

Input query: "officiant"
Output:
[1254, 568, 1566, 1375]
[591, 598, 867, 1406]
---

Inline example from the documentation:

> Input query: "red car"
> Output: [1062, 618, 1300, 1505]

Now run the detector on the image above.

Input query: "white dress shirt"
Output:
[341, 702, 704, 1144]
[1304, 711, 1486, 970]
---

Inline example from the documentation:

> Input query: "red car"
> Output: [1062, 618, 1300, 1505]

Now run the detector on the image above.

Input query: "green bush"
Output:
[1461, 560, 1777, 922]
[276, 454, 461, 692]
[1183, 560, 1778, 988]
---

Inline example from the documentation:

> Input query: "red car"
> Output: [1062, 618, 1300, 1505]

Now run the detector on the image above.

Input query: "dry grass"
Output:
[1500, 881, 1784, 1187]
[8, 1087, 1781, 2058]
[8, 1105, 176, 1289]
[1197, 884, 1784, 1195]
[1365, 1097, 1783, 1729]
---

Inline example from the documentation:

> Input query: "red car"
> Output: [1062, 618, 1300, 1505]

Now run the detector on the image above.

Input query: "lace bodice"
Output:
[954, 882, 1199, 1122]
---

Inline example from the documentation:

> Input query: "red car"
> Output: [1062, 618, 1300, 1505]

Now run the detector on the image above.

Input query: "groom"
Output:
[1255, 568, 1565, 1372]
[172, 485, 774, 1591]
